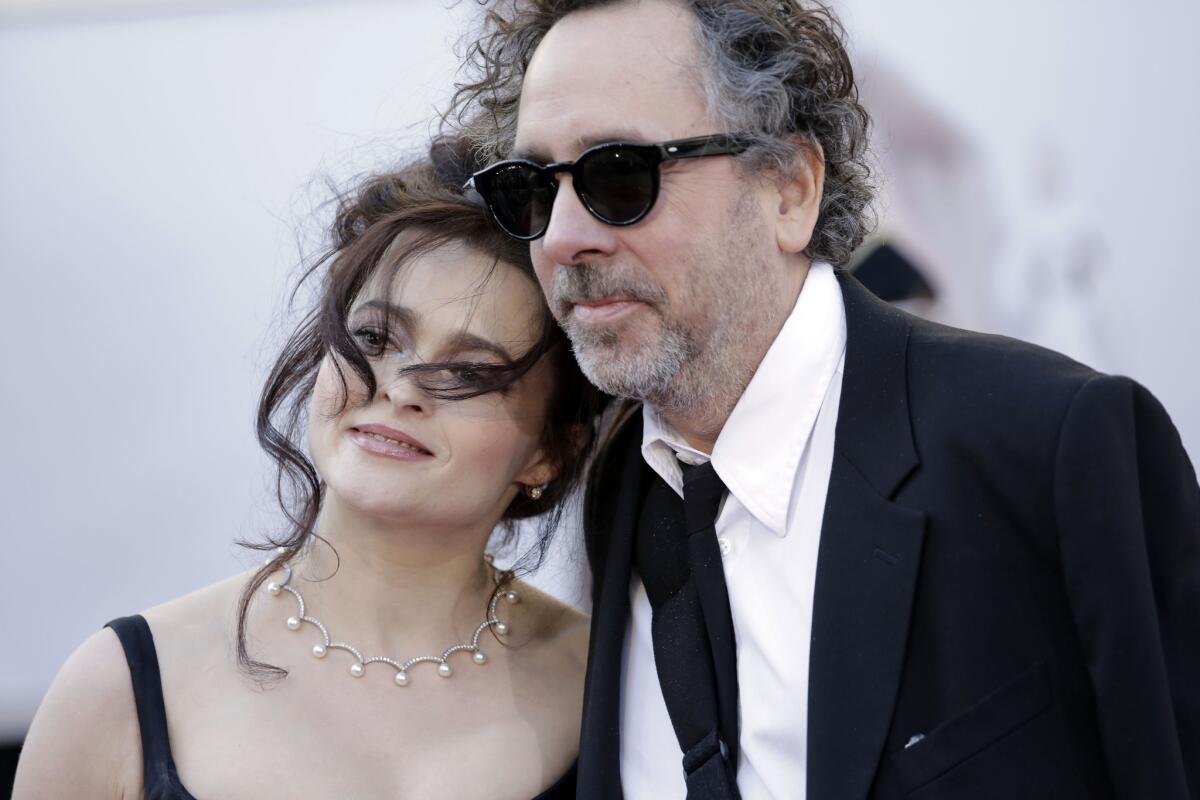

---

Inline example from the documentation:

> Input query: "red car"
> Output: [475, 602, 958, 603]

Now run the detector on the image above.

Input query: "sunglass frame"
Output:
[466, 133, 749, 241]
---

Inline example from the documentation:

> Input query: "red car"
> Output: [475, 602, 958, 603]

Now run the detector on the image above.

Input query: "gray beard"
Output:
[562, 309, 692, 405]
[550, 259, 697, 406]
[549, 190, 777, 427]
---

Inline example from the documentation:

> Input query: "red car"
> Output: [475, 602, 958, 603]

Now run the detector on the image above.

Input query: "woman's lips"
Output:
[571, 299, 644, 324]
[348, 425, 434, 461]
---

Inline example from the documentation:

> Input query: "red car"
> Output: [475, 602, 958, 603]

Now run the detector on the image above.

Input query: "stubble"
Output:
[551, 190, 778, 433]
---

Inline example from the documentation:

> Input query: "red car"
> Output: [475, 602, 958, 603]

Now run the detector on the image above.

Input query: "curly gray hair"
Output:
[446, 0, 874, 266]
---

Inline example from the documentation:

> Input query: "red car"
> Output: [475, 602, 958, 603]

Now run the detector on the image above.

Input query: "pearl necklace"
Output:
[265, 559, 519, 687]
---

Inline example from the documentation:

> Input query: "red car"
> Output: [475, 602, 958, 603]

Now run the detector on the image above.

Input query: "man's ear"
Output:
[775, 138, 825, 254]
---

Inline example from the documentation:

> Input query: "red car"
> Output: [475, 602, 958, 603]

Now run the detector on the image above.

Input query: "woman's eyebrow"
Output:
[354, 299, 416, 332]
[355, 300, 514, 362]
[451, 332, 514, 363]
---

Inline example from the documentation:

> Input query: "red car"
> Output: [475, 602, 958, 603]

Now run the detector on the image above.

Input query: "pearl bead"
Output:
[437, 663, 453, 678]
[349, 663, 365, 678]
[504, 591, 520, 605]
[495, 621, 509, 635]
[286, 616, 301, 630]
[394, 672, 410, 687]
[311, 644, 326, 658]
[472, 651, 487, 665]
[275, 546, 287, 554]
[266, 582, 281, 596]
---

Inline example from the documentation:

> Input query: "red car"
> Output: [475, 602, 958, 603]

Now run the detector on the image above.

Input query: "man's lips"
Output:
[569, 298, 645, 324]
[348, 424, 434, 460]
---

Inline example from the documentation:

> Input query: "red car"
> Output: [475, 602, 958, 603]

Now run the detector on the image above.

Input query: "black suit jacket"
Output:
[577, 270, 1200, 799]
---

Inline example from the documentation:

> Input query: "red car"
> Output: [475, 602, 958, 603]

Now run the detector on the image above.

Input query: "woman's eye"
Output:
[352, 327, 386, 352]
[452, 365, 481, 382]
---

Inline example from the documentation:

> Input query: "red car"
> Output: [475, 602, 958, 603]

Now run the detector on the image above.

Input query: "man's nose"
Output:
[539, 174, 619, 266]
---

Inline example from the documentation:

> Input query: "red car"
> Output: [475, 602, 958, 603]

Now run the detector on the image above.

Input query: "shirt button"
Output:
[718, 537, 732, 556]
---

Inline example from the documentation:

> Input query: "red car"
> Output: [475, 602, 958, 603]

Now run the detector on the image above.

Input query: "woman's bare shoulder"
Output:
[12, 626, 143, 798]
[498, 580, 590, 781]
[141, 570, 255, 643]
[13, 568, 265, 798]
[510, 579, 590, 669]
[138, 567, 277, 687]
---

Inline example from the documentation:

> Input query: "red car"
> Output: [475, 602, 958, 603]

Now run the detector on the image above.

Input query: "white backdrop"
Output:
[2, 0, 1197, 742]
[0, 0, 487, 740]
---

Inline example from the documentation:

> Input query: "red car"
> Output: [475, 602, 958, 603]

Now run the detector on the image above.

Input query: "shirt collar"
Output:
[641, 262, 847, 536]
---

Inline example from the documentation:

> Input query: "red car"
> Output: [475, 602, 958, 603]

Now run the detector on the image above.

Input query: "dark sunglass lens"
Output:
[487, 164, 554, 239]
[579, 147, 656, 224]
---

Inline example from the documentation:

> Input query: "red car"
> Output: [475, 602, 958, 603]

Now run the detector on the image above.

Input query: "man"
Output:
[454, 1, 1200, 797]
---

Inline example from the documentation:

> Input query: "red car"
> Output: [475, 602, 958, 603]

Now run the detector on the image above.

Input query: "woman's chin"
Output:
[327, 489, 426, 522]
[321, 485, 482, 532]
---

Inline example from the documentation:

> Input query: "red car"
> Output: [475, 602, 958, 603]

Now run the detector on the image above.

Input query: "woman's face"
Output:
[307, 239, 556, 531]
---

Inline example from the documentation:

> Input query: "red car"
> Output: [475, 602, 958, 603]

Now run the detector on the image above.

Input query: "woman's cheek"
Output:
[312, 355, 371, 418]
[441, 400, 535, 482]
[307, 359, 360, 472]
[470, 416, 544, 488]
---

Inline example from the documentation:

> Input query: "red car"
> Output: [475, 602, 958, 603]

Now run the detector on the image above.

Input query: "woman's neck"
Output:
[285, 496, 502, 656]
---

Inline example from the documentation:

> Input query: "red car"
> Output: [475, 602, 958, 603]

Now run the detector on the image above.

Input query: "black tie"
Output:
[635, 460, 741, 799]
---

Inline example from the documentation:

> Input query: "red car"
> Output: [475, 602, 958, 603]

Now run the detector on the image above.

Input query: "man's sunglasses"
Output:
[465, 133, 748, 241]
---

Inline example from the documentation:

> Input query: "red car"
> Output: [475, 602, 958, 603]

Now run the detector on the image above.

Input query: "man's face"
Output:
[512, 0, 793, 411]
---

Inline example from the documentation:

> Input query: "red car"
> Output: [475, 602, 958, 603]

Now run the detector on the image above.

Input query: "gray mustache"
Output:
[551, 263, 667, 314]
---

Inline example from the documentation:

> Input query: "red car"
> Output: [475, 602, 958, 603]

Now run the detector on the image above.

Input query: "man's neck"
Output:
[656, 260, 810, 454]
[657, 408, 728, 455]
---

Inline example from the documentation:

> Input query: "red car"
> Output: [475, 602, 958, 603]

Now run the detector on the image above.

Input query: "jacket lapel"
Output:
[577, 409, 651, 799]
[807, 272, 927, 800]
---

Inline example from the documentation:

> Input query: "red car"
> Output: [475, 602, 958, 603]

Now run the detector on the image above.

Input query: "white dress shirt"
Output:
[619, 262, 847, 800]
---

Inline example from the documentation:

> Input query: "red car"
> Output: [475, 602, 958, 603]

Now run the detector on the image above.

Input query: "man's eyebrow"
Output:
[510, 129, 654, 162]
[509, 143, 553, 163]
[451, 332, 514, 363]
[574, 129, 654, 150]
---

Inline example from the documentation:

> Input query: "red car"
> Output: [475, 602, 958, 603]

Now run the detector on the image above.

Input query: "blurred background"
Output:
[2, 0, 1197, 792]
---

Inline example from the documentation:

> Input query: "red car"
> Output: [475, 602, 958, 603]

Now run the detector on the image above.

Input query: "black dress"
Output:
[106, 615, 577, 799]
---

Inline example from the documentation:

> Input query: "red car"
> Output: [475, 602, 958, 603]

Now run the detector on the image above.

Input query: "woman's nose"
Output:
[377, 370, 429, 415]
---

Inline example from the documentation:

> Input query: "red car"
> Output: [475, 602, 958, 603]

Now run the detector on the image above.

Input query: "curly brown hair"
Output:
[446, 0, 874, 266]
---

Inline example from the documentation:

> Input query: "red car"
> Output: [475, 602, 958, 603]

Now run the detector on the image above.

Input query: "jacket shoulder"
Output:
[902, 315, 1120, 466]
[906, 315, 1101, 408]
[901, 317, 1109, 525]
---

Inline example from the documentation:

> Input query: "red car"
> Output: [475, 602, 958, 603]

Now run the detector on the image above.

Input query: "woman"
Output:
[13, 153, 603, 799]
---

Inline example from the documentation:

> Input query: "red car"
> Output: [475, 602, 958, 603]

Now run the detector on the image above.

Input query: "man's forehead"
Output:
[512, 0, 710, 160]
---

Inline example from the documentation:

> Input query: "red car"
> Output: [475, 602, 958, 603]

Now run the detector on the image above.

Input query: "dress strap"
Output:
[105, 615, 191, 799]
